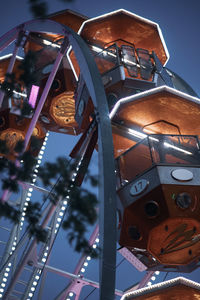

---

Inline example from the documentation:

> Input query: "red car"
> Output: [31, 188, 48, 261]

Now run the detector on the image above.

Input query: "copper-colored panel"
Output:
[0, 109, 46, 159]
[25, 9, 88, 54]
[119, 186, 168, 250]
[114, 90, 200, 136]
[38, 62, 80, 135]
[48, 9, 88, 32]
[0, 129, 24, 152]
[80, 10, 167, 65]
[126, 285, 200, 300]
[112, 132, 136, 158]
[49, 91, 77, 128]
[0, 56, 23, 82]
[119, 181, 200, 266]
[148, 217, 200, 265]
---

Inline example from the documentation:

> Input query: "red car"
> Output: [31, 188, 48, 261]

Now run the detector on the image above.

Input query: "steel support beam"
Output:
[0, 19, 117, 300]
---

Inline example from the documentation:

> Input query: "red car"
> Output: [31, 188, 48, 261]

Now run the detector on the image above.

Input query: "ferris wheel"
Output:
[0, 8, 200, 300]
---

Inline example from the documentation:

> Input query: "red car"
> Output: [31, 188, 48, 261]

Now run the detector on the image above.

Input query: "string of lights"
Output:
[0, 132, 49, 298]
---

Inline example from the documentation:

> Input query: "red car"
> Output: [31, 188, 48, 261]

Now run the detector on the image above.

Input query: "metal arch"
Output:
[0, 19, 117, 300]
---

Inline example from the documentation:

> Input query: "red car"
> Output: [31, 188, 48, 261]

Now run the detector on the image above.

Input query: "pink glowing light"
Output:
[28, 85, 39, 108]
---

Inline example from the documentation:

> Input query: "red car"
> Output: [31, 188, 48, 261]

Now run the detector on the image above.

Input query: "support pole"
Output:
[3, 199, 60, 298]
[0, 30, 23, 107]
[24, 38, 68, 150]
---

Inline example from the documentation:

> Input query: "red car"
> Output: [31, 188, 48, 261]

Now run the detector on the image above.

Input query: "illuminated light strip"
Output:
[27, 159, 83, 299]
[26, 270, 42, 300]
[78, 8, 169, 66]
[0, 139, 46, 298]
[0, 262, 12, 298]
[26, 248, 48, 300]
[42, 39, 61, 49]
[109, 85, 200, 120]
[122, 276, 200, 299]
[0, 54, 23, 61]
[91, 45, 141, 68]
[79, 236, 99, 276]
[12, 90, 27, 98]
[146, 271, 160, 287]
[164, 142, 192, 155]
[127, 128, 192, 156]
[28, 85, 40, 108]
[66, 46, 78, 82]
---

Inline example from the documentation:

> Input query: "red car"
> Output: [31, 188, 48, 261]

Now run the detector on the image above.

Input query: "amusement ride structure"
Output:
[0, 7, 200, 300]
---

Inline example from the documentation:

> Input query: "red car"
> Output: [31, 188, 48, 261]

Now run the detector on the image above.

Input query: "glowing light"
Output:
[66, 46, 78, 82]
[69, 292, 74, 297]
[151, 276, 156, 281]
[43, 39, 61, 49]
[28, 293, 33, 297]
[81, 268, 85, 272]
[28, 85, 39, 108]
[128, 128, 147, 139]
[155, 271, 160, 275]
[164, 142, 192, 155]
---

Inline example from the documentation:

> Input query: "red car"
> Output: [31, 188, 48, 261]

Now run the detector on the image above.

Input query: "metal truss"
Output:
[0, 18, 162, 300]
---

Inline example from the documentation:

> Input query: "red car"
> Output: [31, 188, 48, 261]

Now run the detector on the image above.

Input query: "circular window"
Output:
[175, 192, 192, 209]
[128, 226, 141, 241]
[144, 201, 159, 218]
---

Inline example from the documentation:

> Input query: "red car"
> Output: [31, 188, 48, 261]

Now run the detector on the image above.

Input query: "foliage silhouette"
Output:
[0, 42, 99, 257]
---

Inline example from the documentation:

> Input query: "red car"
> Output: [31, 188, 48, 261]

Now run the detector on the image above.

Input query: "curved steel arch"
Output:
[0, 19, 117, 300]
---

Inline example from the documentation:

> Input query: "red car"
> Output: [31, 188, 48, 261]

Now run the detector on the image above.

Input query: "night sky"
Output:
[0, 0, 200, 299]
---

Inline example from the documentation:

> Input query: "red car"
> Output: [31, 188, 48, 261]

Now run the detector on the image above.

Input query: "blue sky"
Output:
[0, 0, 200, 299]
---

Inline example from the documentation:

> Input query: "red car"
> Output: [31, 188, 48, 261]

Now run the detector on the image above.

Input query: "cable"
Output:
[82, 258, 126, 299]
[82, 287, 96, 300]
[163, 272, 169, 282]
[115, 258, 126, 269]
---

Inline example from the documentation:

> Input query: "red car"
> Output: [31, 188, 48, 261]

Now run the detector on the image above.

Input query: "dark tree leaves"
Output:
[18, 51, 38, 87]
[28, 0, 48, 19]
[0, 73, 16, 98]
[0, 202, 20, 223]
[28, 0, 75, 19]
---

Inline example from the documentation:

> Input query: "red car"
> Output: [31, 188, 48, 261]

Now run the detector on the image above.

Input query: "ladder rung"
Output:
[16, 279, 28, 286]
[24, 266, 33, 272]
[0, 226, 11, 232]
[12, 289, 24, 295]
[0, 240, 7, 245]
